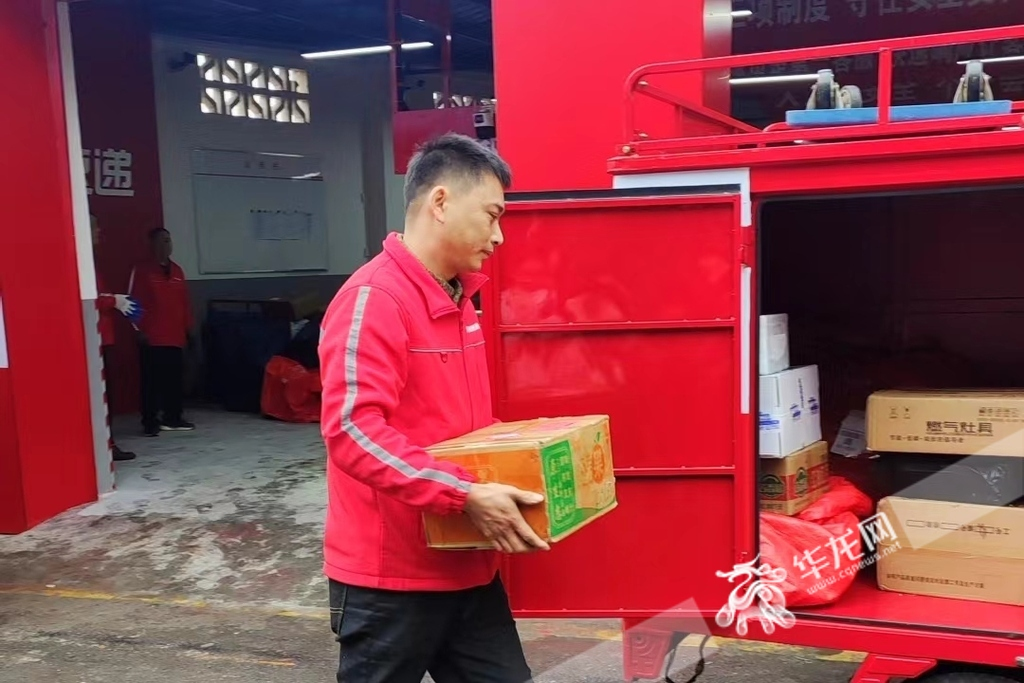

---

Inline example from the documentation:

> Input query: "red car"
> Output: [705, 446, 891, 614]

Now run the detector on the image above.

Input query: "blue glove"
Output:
[114, 295, 143, 324]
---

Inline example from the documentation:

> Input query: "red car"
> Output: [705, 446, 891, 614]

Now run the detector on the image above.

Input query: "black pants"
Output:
[329, 574, 533, 683]
[139, 344, 184, 430]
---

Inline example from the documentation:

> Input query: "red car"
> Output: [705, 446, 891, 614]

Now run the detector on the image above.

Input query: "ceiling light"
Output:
[731, 9, 754, 17]
[730, 73, 819, 85]
[302, 41, 433, 60]
[955, 55, 1024, 65]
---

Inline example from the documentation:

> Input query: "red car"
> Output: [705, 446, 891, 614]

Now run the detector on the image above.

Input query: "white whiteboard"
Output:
[191, 150, 328, 275]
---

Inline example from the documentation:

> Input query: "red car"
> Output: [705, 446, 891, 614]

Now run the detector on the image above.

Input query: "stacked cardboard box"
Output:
[760, 365, 823, 457]
[875, 496, 1024, 607]
[760, 441, 830, 515]
[867, 389, 1024, 458]
[867, 389, 1024, 607]
[758, 314, 829, 515]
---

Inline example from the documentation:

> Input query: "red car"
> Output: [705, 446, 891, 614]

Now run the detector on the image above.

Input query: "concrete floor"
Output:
[0, 409, 865, 682]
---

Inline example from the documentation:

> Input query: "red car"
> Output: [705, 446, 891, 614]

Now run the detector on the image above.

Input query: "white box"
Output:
[760, 365, 819, 416]
[760, 410, 822, 457]
[759, 365, 821, 457]
[759, 314, 790, 376]
[759, 411, 806, 457]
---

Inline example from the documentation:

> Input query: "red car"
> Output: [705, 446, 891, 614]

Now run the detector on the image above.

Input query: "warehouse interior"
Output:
[2, 0, 504, 621]
[74, 0, 1024, 437]
[74, 0, 497, 426]
[0, 0, 502, 594]
[61, 0, 506, 511]
[3, 1, 1024, 677]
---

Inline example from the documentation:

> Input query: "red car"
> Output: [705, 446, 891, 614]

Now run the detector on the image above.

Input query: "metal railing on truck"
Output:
[620, 24, 1024, 158]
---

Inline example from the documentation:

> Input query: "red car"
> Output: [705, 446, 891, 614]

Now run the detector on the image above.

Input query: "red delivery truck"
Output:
[483, 23, 1024, 683]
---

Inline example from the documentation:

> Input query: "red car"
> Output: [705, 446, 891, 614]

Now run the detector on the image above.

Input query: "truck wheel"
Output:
[840, 85, 863, 108]
[813, 69, 835, 109]
[919, 673, 1020, 683]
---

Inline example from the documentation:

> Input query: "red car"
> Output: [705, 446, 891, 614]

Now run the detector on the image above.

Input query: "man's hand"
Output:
[464, 484, 551, 554]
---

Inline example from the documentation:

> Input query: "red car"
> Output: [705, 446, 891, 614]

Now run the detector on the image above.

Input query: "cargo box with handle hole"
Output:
[423, 415, 618, 549]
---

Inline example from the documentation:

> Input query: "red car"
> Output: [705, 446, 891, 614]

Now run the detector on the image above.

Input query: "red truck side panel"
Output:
[0, 0, 98, 535]
[0, 351, 26, 533]
[483, 193, 756, 617]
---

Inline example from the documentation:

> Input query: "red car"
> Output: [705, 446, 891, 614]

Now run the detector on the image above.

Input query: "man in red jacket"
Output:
[130, 227, 195, 437]
[92, 215, 141, 462]
[318, 133, 547, 683]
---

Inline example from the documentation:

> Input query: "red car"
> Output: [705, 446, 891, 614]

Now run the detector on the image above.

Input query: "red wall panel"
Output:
[69, 0, 164, 414]
[492, 0, 734, 192]
[0, 365, 26, 534]
[0, 0, 97, 533]
[393, 108, 478, 174]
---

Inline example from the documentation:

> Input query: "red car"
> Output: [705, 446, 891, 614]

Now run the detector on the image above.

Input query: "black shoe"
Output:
[160, 420, 195, 432]
[143, 425, 160, 437]
[113, 445, 136, 462]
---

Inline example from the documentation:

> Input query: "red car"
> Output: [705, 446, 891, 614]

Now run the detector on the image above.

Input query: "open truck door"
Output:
[481, 180, 757, 622]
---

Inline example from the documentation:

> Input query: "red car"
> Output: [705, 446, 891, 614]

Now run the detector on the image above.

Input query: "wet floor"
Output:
[0, 409, 864, 682]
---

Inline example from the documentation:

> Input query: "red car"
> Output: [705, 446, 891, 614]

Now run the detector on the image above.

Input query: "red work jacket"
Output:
[95, 271, 118, 348]
[129, 259, 193, 348]
[318, 232, 499, 591]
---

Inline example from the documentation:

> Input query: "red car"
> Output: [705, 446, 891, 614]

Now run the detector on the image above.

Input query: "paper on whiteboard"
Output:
[0, 295, 8, 369]
[251, 209, 313, 241]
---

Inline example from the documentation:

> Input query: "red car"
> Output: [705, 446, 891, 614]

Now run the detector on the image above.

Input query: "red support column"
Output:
[0, 0, 98, 534]
[68, 0, 164, 416]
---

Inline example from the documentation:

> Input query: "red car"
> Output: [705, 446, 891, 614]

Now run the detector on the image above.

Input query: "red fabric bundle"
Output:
[759, 476, 874, 608]
[797, 475, 875, 524]
[261, 355, 322, 423]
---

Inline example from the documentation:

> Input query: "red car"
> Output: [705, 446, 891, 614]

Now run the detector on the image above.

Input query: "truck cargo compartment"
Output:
[760, 186, 1024, 632]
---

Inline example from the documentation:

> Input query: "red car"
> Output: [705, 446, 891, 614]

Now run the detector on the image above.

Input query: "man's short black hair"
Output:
[403, 133, 511, 209]
[149, 227, 169, 241]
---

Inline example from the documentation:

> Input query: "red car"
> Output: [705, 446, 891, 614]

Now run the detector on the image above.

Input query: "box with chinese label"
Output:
[422, 415, 617, 549]
[759, 365, 822, 457]
[759, 441, 830, 515]
[876, 496, 1024, 607]
[867, 389, 1024, 457]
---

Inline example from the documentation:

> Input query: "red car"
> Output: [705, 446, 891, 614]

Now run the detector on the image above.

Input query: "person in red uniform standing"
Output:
[129, 227, 195, 437]
[318, 133, 548, 683]
[92, 215, 142, 462]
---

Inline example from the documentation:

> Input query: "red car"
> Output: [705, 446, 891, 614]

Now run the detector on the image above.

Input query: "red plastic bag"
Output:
[759, 510, 862, 608]
[758, 476, 872, 608]
[797, 475, 874, 524]
[261, 355, 322, 423]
